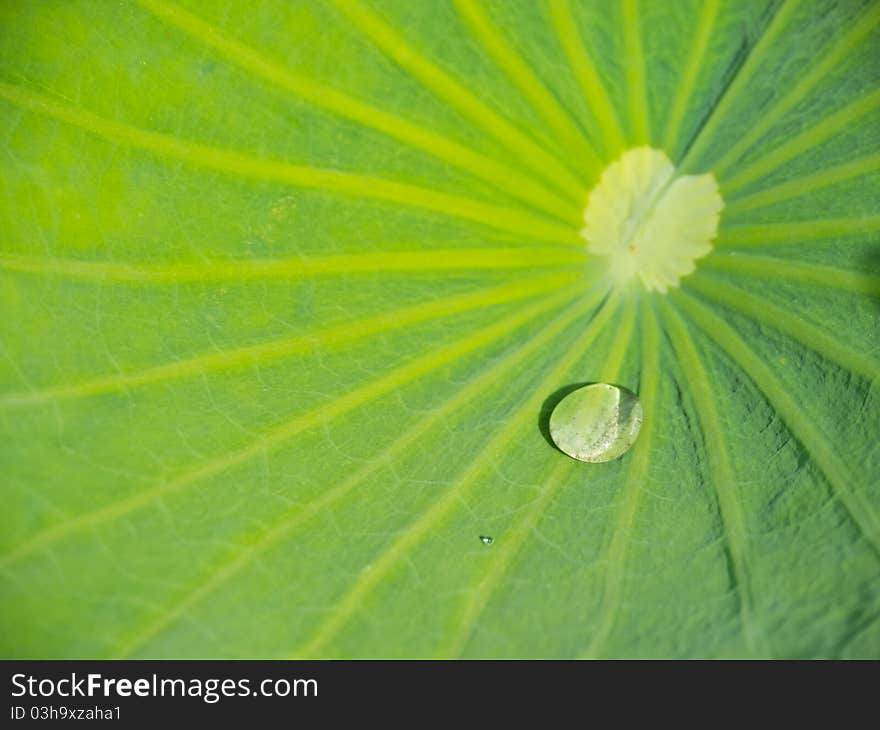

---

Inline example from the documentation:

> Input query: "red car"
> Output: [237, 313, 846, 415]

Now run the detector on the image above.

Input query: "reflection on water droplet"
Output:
[479, 536, 494, 545]
[549, 383, 642, 463]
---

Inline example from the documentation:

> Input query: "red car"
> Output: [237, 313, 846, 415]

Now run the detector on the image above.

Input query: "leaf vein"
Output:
[580, 294, 660, 658]
[0, 275, 575, 408]
[136, 0, 581, 223]
[671, 290, 880, 560]
[110, 289, 590, 658]
[686, 272, 880, 381]
[546, 0, 625, 158]
[0, 82, 579, 244]
[661, 300, 764, 657]
[443, 293, 638, 657]
[453, 0, 601, 173]
[330, 0, 587, 200]
[0, 286, 582, 571]
[289, 288, 622, 657]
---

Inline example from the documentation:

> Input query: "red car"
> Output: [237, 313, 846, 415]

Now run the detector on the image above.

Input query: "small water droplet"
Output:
[549, 383, 642, 463]
[479, 536, 494, 545]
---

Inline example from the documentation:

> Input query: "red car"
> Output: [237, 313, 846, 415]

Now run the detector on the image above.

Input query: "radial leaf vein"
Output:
[660, 300, 763, 657]
[718, 216, 880, 246]
[0, 82, 579, 244]
[0, 274, 576, 408]
[726, 152, 880, 215]
[703, 253, 880, 297]
[622, 0, 650, 145]
[0, 286, 582, 571]
[662, 0, 720, 155]
[686, 273, 879, 381]
[722, 88, 880, 194]
[448, 460, 573, 658]
[453, 0, 601, 174]
[111, 288, 598, 658]
[289, 289, 623, 657]
[330, 0, 587, 199]
[679, 0, 798, 174]
[443, 293, 638, 657]
[672, 290, 880, 559]
[136, 0, 580, 223]
[546, 0, 625, 158]
[0, 248, 587, 284]
[581, 295, 660, 658]
[714, 3, 880, 179]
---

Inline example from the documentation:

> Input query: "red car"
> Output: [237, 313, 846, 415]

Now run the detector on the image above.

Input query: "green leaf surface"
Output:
[1, 0, 879, 658]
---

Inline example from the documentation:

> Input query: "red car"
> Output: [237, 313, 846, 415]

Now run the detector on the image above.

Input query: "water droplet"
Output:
[549, 383, 642, 463]
[479, 536, 494, 545]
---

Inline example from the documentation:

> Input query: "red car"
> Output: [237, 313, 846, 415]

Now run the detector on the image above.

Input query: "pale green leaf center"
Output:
[581, 147, 723, 293]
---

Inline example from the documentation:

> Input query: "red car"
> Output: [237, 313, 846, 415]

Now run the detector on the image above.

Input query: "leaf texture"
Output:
[0, 0, 878, 658]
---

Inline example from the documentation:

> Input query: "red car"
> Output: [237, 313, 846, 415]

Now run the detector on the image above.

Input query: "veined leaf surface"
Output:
[1, 0, 878, 658]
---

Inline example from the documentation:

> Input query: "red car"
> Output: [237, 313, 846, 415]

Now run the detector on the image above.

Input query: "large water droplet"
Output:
[549, 383, 642, 463]
[479, 536, 494, 545]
